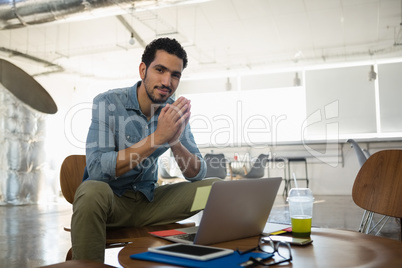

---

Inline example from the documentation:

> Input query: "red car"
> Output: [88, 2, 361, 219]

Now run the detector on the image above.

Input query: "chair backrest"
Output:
[244, 154, 269, 178]
[352, 150, 402, 218]
[60, 155, 86, 204]
[204, 153, 227, 179]
[347, 139, 367, 167]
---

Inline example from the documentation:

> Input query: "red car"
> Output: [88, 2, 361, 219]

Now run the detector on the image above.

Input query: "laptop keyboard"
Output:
[174, 233, 197, 242]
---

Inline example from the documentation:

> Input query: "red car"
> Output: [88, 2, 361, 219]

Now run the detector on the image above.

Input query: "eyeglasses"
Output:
[237, 236, 292, 267]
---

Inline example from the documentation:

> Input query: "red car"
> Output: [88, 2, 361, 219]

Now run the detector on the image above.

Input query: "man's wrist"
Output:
[150, 132, 165, 148]
[170, 140, 183, 150]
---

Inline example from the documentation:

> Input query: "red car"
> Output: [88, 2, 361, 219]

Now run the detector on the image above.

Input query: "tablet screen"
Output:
[156, 244, 225, 256]
[148, 243, 234, 261]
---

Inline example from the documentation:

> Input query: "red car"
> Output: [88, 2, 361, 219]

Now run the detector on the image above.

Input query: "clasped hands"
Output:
[155, 96, 191, 147]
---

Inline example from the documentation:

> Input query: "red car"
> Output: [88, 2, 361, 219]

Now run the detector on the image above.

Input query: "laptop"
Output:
[151, 177, 282, 245]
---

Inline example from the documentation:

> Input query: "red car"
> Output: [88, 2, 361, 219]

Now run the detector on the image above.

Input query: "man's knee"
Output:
[73, 180, 113, 211]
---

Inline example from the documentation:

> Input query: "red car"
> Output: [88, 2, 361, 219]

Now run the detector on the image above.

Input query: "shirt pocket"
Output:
[115, 129, 142, 150]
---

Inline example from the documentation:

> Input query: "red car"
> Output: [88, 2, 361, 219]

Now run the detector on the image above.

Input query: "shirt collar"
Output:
[126, 81, 141, 111]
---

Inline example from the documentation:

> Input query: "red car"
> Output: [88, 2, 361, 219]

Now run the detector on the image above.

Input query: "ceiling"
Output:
[0, 0, 402, 81]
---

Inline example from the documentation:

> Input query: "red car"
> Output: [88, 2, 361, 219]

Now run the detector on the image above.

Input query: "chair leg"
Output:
[282, 178, 289, 197]
[358, 210, 368, 232]
[304, 161, 309, 188]
[359, 212, 398, 238]
[66, 247, 73, 260]
[360, 211, 374, 234]
[373, 216, 390, 236]
[400, 218, 402, 241]
[282, 166, 288, 197]
[287, 158, 308, 189]
[358, 210, 375, 233]
[365, 212, 375, 234]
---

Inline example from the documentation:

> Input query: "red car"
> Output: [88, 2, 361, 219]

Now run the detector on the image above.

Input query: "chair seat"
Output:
[287, 157, 306, 162]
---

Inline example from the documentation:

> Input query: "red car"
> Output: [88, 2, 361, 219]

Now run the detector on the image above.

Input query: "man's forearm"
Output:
[170, 142, 201, 178]
[115, 133, 163, 177]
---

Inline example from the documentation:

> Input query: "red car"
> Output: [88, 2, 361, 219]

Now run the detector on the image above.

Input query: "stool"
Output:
[286, 157, 309, 192]
[267, 158, 288, 196]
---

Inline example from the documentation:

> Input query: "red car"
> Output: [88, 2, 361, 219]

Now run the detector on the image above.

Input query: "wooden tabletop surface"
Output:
[118, 227, 402, 268]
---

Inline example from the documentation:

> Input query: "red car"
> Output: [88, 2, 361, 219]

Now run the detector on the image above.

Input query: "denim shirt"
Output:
[85, 81, 206, 201]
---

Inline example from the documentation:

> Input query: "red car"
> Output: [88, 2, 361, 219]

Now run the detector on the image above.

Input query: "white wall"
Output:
[32, 59, 402, 197]
[176, 59, 402, 195]
[178, 60, 402, 143]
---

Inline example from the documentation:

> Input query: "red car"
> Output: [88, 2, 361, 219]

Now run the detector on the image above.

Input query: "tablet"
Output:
[148, 243, 234, 261]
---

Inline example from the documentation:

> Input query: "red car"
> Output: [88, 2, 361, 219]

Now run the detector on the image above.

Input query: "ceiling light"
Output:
[129, 32, 135, 45]
[368, 65, 377, 81]
[294, 72, 301, 86]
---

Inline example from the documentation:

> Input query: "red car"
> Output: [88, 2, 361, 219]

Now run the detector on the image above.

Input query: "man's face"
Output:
[141, 50, 183, 104]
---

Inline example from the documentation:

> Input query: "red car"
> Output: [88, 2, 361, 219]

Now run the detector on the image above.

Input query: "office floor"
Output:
[0, 195, 400, 268]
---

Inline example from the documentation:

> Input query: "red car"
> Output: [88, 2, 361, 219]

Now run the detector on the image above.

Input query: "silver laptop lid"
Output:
[194, 177, 281, 245]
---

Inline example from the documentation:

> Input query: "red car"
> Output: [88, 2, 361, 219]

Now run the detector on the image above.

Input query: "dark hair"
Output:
[141, 38, 188, 69]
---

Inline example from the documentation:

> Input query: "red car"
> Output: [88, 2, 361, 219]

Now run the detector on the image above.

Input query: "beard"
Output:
[143, 71, 172, 104]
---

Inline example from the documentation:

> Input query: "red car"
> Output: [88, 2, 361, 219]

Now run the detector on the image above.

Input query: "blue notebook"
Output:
[130, 251, 273, 268]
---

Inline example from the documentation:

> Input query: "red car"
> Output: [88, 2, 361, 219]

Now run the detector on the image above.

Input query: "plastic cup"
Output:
[287, 188, 314, 238]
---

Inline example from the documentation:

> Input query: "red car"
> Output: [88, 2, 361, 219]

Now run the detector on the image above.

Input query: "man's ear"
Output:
[139, 62, 147, 80]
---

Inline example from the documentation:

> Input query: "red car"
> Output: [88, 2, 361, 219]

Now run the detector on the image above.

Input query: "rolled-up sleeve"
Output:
[85, 95, 119, 181]
[186, 154, 207, 181]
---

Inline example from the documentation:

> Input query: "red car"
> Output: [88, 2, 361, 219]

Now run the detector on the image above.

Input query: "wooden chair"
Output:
[347, 139, 375, 231]
[352, 150, 402, 240]
[60, 155, 194, 260]
[60, 155, 87, 204]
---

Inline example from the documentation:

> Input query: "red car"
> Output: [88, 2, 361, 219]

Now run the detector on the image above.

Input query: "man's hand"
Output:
[117, 97, 192, 177]
[154, 97, 191, 146]
[168, 97, 191, 146]
[156, 96, 200, 178]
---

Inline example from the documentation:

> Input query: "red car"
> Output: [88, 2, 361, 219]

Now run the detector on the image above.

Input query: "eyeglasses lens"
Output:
[260, 239, 291, 260]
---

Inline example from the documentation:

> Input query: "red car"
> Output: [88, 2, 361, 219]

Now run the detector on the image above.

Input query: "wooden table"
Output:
[118, 227, 402, 267]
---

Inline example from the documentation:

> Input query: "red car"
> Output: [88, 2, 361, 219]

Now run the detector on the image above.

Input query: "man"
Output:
[71, 38, 217, 262]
